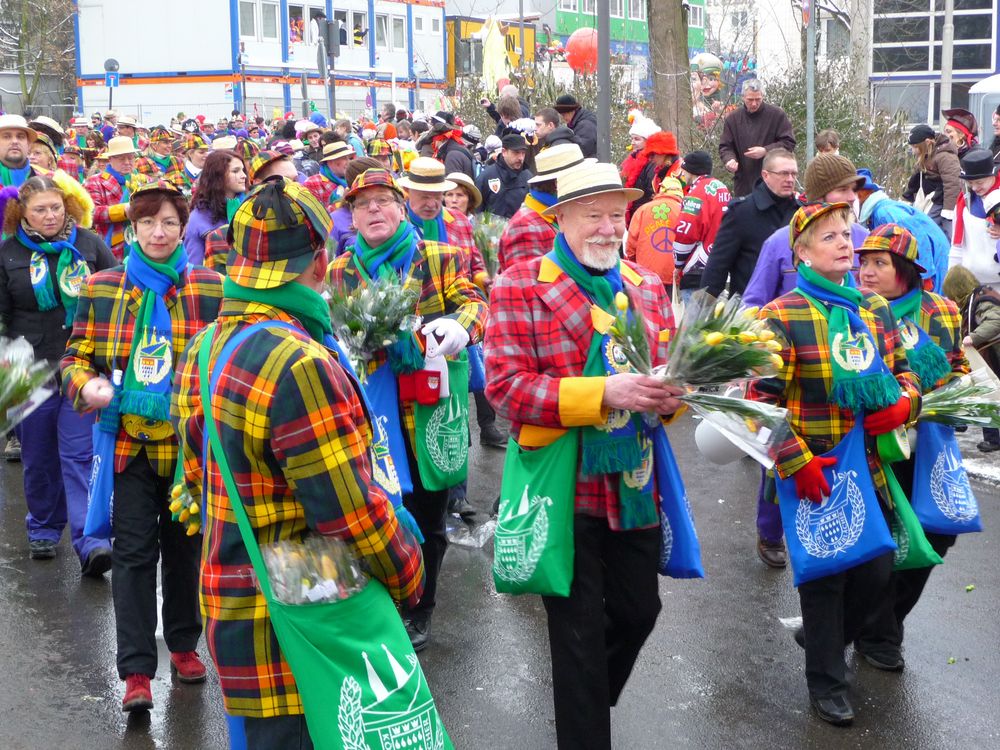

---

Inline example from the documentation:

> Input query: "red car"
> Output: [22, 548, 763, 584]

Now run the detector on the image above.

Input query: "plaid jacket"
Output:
[916, 290, 969, 392]
[134, 153, 187, 191]
[498, 204, 556, 274]
[302, 173, 345, 208]
[61, 265, 224, 477]
[484, 255, 675, 529]
[171, 300, 424, 718]
[84, 170, 151, 259]
[204, 225, 230, 274]
[441, 209, 486, 282]
[328, 239, 489, 442]
[747, 290, 921, 498]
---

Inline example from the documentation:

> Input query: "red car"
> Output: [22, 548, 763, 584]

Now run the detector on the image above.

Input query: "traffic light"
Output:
[327, 21, 340, 58]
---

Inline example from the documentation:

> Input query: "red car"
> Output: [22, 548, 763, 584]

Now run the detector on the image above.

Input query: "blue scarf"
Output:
[0, 162, 31, 188]
[407, 203, 448, 244]
[321, 165, 347, 189]
[17, 224, 89, 326]
[528, 190, 557, 208]
[119, 244, 188, 422]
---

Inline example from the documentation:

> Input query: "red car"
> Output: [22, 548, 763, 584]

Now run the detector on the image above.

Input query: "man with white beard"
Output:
[484, 163, 687, 750]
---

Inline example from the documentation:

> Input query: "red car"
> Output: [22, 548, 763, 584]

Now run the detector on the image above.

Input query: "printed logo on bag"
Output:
[133, 329, 172, 385]
[891, 515, 910, 566]
[59, 262, 89, 298]
[898, 319, 920, 351]
[832, 333, 875, 373]
[659, 511, 674, 568]
[426, 398, 468, 473]
[494, 486, 550, 582]
[488, 178, 501, 194]
[795, 469, 865, 558]
[371, 415, 402, 496]
[930, 446, 978, 523]
[338, 645, 447, 750]
[88, 453, 102, 502]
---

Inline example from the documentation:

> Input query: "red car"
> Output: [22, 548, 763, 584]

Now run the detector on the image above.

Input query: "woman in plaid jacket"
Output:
[748, 204, 922, 727]
[854, 224, 969, 672]
[61, 181, 224, 713]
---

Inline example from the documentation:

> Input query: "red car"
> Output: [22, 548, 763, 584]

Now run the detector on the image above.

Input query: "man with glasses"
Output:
[85, 136, 151, 259]
[718, 79, 796, 197]
[700, 148, 801, 298]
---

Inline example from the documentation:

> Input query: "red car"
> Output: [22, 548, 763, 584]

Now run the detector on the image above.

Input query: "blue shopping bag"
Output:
[83, 419, 116, 538]
[911, 421, 982, 535]
[468, 343, 486, 393]
[652, 426, 705, 579]
[775, 421, 896, 587]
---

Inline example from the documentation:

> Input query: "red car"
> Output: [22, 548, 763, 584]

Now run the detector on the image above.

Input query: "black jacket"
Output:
[568, 108, 598, 158]
[437, 139, 475, 180]
[699, 179, 800, 297]
[0, 226, 116, 367]
[475, 155, 533, 218]
[540, 126, 580, 150]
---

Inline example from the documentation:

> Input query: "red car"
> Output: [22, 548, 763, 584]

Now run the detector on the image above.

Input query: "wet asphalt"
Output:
[0, 411, 996, 750]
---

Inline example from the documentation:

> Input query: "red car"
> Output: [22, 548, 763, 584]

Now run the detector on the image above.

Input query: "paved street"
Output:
[0, 412, 996, 749]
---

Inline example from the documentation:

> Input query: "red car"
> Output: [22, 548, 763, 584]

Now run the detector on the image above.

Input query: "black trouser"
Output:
[402, 438, 449, 618]
[542, 515, 662, 750]
[473, 389, 496, 430]
[798, 549, 894, 698]
[112, 450, 202, 678]
[244, 715, 314, 750]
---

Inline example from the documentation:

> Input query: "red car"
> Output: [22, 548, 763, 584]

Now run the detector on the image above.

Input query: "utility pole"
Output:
[940, 0, 955, 114]
[596, 0, 611, 161]
[805, 0, 816, 158]
[239, 42, 248, 114]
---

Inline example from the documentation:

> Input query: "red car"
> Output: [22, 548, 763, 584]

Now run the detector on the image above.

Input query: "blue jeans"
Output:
[15, 392, 109, 562]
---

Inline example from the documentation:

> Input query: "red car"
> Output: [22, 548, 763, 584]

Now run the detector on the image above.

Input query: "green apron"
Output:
[413, 353, 470, 491]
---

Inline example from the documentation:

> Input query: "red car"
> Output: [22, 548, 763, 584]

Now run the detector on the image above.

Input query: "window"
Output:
[688, 5, 704, 27]
[289, 4, 305, 43]
[334, 10, 348, 46]
[610, 0, 623, 17]
[823, 18, 849, 58]
[873, 81, 931, 122]
[375, 14, 389, 48]
[392, 16, 406, 50]
[239, 1, 256, 38]
[559, 0, 578, 9]
[352, 11, 368, 47]
[432, 17, 441, 34]
[731, 9, 748, 26]
[414, 16, 423, 32]
[309, 7, 326, 44]
[629, 0, 646, 20]
[583, 0, 596, 13]
[261, 2, 278, 39]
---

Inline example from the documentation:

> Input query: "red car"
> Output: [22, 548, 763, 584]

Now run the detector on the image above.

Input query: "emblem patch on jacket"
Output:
[488, 178, 501, 194]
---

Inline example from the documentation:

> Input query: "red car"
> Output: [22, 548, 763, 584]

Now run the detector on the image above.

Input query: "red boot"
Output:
[169, 651, 207, 684]
[122, 674, 153, 712]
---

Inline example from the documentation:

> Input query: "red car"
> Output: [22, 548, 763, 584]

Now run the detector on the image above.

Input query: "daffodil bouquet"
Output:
[0, 337, 56, 433]
[327, 276, 421, 381]
[473, 213, 505, 277]
[919, 369, 1000, 428]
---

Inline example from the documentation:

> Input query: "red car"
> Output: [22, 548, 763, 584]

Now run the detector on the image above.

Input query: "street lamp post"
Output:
[597, 0, 611, 161]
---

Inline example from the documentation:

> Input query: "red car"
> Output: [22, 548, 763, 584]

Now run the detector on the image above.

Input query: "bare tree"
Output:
[647, 0, 692, 151]
[0, 0, 76, 110]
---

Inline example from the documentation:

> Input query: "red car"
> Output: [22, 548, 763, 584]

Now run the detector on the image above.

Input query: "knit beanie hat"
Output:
[629, 117, 661, 140]
[908, 124, 935, 145]
[804, 153, 865, 201]
[682, 151, 713, 176]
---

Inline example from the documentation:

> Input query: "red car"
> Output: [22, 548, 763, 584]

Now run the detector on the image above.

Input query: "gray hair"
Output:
[742, 79, 764, 95]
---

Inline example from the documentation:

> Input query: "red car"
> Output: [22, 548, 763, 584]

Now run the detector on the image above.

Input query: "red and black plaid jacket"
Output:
[498, 204, 556, 273]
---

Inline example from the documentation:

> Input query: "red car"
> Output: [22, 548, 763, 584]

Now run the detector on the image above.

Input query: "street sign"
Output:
[105, 72, 119, 88]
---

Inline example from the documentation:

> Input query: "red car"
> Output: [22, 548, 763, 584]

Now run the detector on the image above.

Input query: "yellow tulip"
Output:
[742, 306, 760, 318]
[186, 523, 200, 536]
[738, 332, 758, 344]
[770, 353, 784, 369]
[189, 502, 200, 515]
[615, 292, 629, 312]
[765, 340, 782, 352]
[714, 301, 726, 318]
[758, 329, 776, 342]
[169, 498, 183, 514]
[179, 509, 190, 523]
[704, 331, 726, 346]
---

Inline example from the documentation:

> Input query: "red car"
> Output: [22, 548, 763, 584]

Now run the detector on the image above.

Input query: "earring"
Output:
[804, 259, 813, 267]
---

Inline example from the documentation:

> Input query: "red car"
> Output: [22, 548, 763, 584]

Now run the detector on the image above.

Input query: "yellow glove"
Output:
[107, 202, 129, 223]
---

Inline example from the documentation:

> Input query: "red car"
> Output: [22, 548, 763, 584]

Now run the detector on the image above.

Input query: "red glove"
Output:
[793, 455, 837, 504]
[863, 396, 911, 435]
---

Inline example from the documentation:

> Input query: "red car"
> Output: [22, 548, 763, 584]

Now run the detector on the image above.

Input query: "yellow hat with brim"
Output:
[542, 162, 642, 216]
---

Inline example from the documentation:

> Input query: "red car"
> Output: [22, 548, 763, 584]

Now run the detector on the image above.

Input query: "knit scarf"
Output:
[149, 152, 173, 172]
[0, 161, 31, 188]
[352, 221, 424, 373]
[104, 164, 132, 200]
[889, 288, 952, 392]
[119, 244, 187, 422]
[223, 277, 333, 343]
[321, 165, 348, 189]
[549, 234, 657, 529]
[795, 264, 901, 412]
[407, 203, 448, 243]
[17, 223, 89, 327]
[524, 190, 558, 227]
[225, 194, 244, 223]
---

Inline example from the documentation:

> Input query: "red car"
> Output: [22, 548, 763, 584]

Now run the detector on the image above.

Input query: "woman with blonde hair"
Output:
[0, 174, 115, 568]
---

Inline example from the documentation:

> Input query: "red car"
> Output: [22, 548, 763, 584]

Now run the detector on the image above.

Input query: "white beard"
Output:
[577, 240, 622, 270]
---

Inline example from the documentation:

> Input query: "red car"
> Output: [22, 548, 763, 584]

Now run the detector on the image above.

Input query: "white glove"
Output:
[421, 318, 470, 358]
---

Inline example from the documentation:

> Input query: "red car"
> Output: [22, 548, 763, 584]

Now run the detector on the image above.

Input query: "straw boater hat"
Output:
[542, 162, 642, 215]
[104, 135, 140, 158]
[70, 116, 91, 129]
[212, 135, 238, 151]
[528, 143, 591, 185]
[320, 141, 354, 163]
[446, 172, 482, 211]
[0, 114, 37, 143]
[29, 115, 65, 138]
[117, 115, 140, 129]
[396, 157, 456, 192]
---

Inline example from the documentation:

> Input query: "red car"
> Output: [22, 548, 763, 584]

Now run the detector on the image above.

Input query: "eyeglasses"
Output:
[353, 195, 397, 212]
[135, 218, 182, 232]
[765, 170, 798, 179]
[28, 205, 65, 217]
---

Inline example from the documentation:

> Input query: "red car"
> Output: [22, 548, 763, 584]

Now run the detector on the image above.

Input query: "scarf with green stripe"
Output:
[549, 234, 658, 529]
[17, 222, 89, 326]
[795, 264, 901, 412]
[889, 288, 952, 392]
[226, 194, 244, 223]
[352, 221, 424, 373]
[0, 161, 31, 188]
[148, 152, 173, 172]
[119, 244, 187, 422]
[524, 190, 559, 227]
[406, 203, 448, 243]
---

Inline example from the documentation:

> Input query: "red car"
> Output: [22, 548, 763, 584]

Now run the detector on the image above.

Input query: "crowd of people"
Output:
[0, 75, 998, 748]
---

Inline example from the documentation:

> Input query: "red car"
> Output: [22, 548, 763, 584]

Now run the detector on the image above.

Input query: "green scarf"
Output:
[795, 264, 902, 412]
[225, 195, 244, 224]
[889, 288, 952, 393]
[17, 223, 89, 327]
[223, 277, 332, 343]
[149, 152, 172, 171]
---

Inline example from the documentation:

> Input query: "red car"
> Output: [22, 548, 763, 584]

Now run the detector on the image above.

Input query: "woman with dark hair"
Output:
[0, 175, 115, 569]
[183, 150, 247, 265]
[61, 180, 224, 713]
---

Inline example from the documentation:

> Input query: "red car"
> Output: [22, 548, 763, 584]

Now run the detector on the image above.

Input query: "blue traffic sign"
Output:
[105, 72, 119, 87]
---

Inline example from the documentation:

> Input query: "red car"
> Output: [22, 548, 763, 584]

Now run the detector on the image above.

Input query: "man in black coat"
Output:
[476, 134, 533, 218]
[718, 79, 796, 197]
[553, 95, 598, 158]
[700, 148, 801, 297]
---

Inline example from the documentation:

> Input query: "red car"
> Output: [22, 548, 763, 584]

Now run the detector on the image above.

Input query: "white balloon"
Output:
[694, 419, 745, 465]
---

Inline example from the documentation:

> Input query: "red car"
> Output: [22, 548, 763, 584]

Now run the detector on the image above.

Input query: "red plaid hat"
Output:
[343, 168, 404, 203]
[857, 223, 926, 273]
[248, 150, 290, 182]
[149, 127, 174, 144]
[227, 178, 333, 289]
[182, 133, 209, 152]
[789, 201, 851, 247]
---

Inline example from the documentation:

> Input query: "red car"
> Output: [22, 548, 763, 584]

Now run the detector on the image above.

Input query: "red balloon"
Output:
[565, 28, 598, 74]
[496, 77, 510, 93]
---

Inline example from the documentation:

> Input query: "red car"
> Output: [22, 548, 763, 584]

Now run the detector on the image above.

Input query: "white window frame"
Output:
[582, 0, 596, 12]
[261, 1, 279, 40]
[391, 16, 406, 50]
[629, 0, 646, 20]
[610, 0, 624, 18]
[375, 14, 389, 49]
[559, 0, 578, 11]
[414, 15, 424, 33]
[239, 0, 257, 40]
[688, 5, 704, 27]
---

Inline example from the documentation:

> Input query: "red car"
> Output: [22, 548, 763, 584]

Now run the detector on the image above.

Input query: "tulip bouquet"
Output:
[327, 276, 421, 382]
[0, 337, 56, 434]
[919, 369, 1000, 428]
[169, 483, 202, 536]
[473, 213, 505, 277]
[608, 290, 790, 467]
